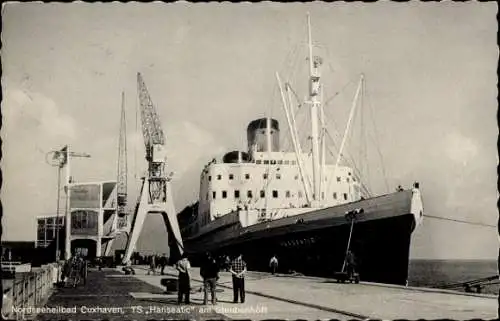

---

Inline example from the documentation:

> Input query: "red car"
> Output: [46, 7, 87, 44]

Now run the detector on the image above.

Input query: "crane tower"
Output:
[117, 91, 129, 230]
[122, 73, 184, 264]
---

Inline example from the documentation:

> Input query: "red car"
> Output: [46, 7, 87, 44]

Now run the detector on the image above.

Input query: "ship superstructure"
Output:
[196, 120, 363, 234]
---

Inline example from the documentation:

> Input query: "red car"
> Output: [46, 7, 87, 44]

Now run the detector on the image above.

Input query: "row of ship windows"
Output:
[255, 159, 297, 165]
[208, 174, 354, 183]
[206, 190, 349, 201]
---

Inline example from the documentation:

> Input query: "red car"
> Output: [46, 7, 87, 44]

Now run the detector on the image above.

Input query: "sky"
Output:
[1, 2, 498, 259]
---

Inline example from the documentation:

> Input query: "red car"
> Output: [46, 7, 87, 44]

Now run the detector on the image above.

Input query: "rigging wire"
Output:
[364, 78, 390, 194]
[269, 42, 302, 154]
[322, 78, 357, 111]
[423, 214, 496, 228]
[324, 129, 372, 197]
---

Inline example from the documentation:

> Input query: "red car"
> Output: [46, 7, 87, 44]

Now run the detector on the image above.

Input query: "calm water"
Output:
[408, 259, 499, 294]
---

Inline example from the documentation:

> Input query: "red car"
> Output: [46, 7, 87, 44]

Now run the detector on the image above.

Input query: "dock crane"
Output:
[122, 72, 184, 264]
[117, 91, 129, 230]
[103, 92, 131, 257]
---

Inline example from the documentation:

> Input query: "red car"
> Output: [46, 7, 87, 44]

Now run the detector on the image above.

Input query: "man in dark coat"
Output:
[175, 253, 191, 304]
[200, 253, 219, 305]
[159, 253, 168, 275]
[346, 250, 357, 278]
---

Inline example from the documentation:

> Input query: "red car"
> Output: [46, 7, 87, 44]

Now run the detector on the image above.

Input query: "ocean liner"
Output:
[177, 15, 423, 285]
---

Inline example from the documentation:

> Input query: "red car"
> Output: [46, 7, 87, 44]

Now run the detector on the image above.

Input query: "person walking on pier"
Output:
[147, 255, 156, 275]
[176, 254, 191, 305]
[229, 254, 247, 304]
[269, 255, 278, 275]
[200, 253, 219, 305]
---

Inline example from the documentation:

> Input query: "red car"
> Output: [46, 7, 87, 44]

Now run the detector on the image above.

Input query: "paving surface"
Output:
[33, 268, 227, 321]
[131, 266, 349, 320]
[131, 265, 498, 320]
[25, 265, 498, 320]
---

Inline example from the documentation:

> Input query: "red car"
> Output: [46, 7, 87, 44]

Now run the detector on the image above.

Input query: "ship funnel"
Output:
[247, 118, 280, 153]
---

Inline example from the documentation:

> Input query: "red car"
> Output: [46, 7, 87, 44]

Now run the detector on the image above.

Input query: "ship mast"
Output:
[264, 116, 272, 219]
[307, 13, 321, 208]
[319, 85, 326, 204]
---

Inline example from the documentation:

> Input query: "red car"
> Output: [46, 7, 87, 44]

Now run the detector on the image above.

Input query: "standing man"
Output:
[229, 254, 247, 304]
[345, 250, 357, 278]
[176, 253, 191, 305]
[147, 255, 156, 275]
[269, 255, 278, 275]
[224, 255, 231, 272]
[200, 253, 219, 305]
[160, 253, 168, 275]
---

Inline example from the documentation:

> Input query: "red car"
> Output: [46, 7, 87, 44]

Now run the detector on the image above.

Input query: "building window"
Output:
[217, 175, 222, 180]
[271, 160, 277, 165]
[263, 173, 268, 179]
[247, 190, 253, 198]
[208, 176, 212, 181]
[343, 193, 348, 200]
[276, 173, 281, 179]
[298, 191, 303, 198]
[256, 160, 262, 164]
[321, 192, 325, 200]
[234, 190, 240, 198]
[213, 191, 216, 199]
[260, 190, 265, 198]
[284, 160, 290, 165]
[294, 175, 299, 180]
[337, 177, 341, 182]
[272, 190, 278, 198]
[291, 161, 296, 165]
[286, 191, 291, 198]
[264, 160, 269, 165]
[222, 191, 227, 199]
[245, 174, 250, 179]
[278, 160, 283, 165]
[346, 177, 350, 182]
[333, 192, 337, 199]
[229, 174, 234, 180]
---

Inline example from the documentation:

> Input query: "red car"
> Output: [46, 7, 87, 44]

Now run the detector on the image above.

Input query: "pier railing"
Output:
[2, 263, 59, 320]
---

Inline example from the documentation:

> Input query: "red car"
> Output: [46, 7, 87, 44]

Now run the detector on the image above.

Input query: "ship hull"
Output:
[221, 213, 414, 285]
[181, 190, 421, 285]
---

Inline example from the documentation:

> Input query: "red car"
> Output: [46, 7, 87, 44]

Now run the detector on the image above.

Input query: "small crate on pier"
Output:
[333, 271, 360, 284]
[161, 278, 178, 293]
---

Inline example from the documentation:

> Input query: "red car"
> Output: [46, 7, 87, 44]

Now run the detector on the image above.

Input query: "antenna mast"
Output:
[307, 13, 322, 207]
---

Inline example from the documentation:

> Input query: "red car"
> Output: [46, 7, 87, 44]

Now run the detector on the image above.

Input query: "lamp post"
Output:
[341, 208, 364, 272]
[46, 145, 90, 261]
[46, 148, 67, 262]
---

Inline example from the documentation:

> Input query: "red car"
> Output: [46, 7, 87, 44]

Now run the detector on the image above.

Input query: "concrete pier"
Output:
[132, 265, 497, 320]
[27, 265, 497, 320]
